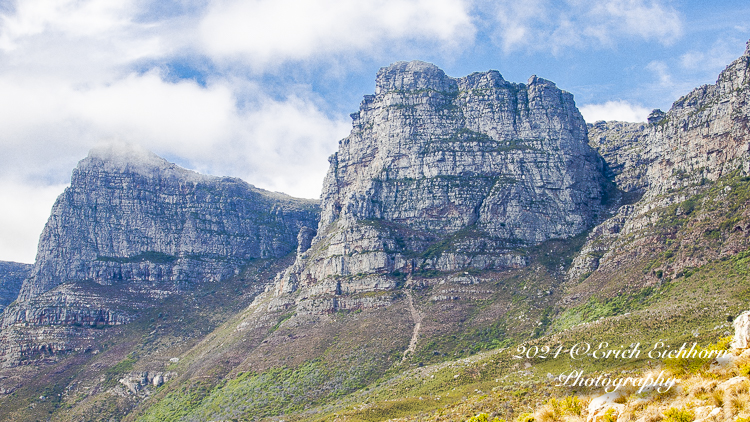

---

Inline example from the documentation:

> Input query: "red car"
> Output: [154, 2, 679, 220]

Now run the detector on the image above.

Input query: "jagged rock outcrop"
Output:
[586, 41, 750, 198]
[118, 371, 176, 395]
[14, 144, 320, 304]
[3, 282, 136, 328]
[0, 262, 31, 313]
[277, 61, 607, 296]
[570, 41, 750, 282]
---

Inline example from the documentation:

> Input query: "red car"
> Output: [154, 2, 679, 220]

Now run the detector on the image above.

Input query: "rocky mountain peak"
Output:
[82, 143, 211, 183]
[375, 60, 457, 94]
[275, 61, 607, 296]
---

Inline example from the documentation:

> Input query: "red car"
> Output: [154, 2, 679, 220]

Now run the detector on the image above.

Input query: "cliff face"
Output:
[277, 61, 607, 296]
[587, 120, 650, 194]
[0, 262, 31, 313]
[570, 42, 750, 282]
[11, 144, 320, 317]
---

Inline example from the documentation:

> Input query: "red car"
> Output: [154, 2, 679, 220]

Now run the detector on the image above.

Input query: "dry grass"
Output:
[501, 347, 750, 422]
[710, 388, 724, 407]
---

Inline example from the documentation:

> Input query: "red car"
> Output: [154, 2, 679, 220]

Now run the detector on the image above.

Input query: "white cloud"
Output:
[579, 100, 650, 123]
[489, 0, 682, 53]
[0, 0, 360, 264]
[209, 96, 350, 197]
[198, 0, 476, 68]
[646, 60, 673, 87]
[680, 41, 743, 73]
[0, 179, 67, 263]
[0, 0, 135, 49]
[0, 69, 349, 192]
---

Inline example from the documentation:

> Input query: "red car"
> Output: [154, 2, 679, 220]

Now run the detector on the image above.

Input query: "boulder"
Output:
[732, 310, 750, 349]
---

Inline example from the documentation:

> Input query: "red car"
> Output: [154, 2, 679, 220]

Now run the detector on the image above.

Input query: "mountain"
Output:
[0, 261, 31, 313]
[16, 143, 320, 303]
[127, 63, 615, 421]
[2, 42, 750, 422]
[276, 60, 608, 299]
[569, 40, 750, 292]
[0, 144, 319, 368]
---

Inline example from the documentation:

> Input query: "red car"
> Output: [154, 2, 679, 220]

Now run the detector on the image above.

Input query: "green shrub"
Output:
[467, 414, 505, 422]
[516, 413, 534, 422]
[601, 408, 618, 422]
[547, 396, 584, 418]
[665, 336, 732, 375]
[663, 407, 695, 422]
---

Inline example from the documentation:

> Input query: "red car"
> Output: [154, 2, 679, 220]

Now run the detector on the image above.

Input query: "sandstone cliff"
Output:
[7, 144, 320, 324]
[277, 61, 607, 296]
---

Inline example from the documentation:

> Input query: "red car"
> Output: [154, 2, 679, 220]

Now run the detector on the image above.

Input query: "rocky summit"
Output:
[276, 60, 607, 296]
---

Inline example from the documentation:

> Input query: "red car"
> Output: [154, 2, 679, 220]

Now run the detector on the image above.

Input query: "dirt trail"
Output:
[402, 290, 423, 362]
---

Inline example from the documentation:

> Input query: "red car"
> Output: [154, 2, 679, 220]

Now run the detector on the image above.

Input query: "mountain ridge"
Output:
[2, 42, 750, 422]
[15, 142, 320, 304]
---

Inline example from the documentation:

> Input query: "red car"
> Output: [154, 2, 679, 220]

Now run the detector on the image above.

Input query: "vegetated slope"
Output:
[130, 238, 581, 422]
[315, 240, 750, 422]
[0, 256, 294, 421]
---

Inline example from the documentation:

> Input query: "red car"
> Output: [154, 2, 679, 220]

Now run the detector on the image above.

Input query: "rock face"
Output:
[733, 310, 750, 349]
[15, 144, 320, 303]
[0, 262, 31, 313]
[587, 120, 651, 194]
[570, 41, 750, 281]
[277, 61, 607, 295]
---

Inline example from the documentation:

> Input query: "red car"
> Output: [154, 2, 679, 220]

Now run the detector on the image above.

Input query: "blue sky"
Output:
[1, 0, 749, 263]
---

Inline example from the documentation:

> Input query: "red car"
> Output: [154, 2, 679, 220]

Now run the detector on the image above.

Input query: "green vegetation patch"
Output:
[139, 357, 383, 422]
[550, 285, 660, 331]
[96, 251, 178, 264]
